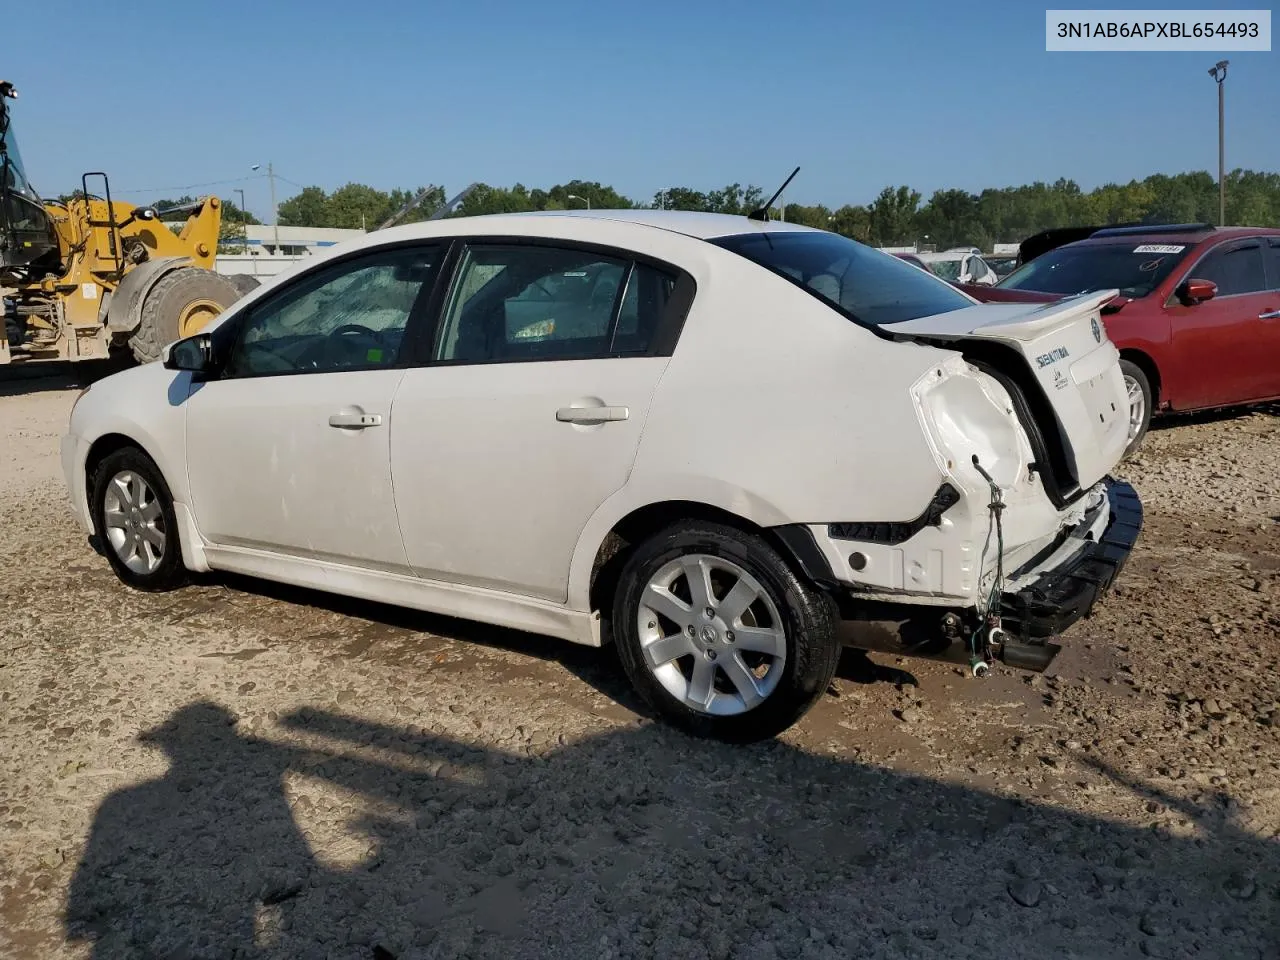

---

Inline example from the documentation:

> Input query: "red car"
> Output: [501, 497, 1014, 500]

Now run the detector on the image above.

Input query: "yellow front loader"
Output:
[1, 80, 243, 365]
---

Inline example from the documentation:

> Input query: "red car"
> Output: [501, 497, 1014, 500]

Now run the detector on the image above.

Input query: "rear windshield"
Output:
[998, 242, 1193, 298]
[711, 231, 973, 327]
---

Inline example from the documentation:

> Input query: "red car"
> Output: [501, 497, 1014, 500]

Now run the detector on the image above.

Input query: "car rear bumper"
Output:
[998, 479, 1142, 642]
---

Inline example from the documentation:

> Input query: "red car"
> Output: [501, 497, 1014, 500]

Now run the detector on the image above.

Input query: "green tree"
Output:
[277, 186, 331, 227]
[868, 186, 921, 245]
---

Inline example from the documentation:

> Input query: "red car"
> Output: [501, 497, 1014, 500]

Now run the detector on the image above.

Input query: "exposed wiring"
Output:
[970, 456, 1007, 667]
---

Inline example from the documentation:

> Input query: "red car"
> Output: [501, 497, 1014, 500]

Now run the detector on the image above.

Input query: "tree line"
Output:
[205, 169, 1280, 251]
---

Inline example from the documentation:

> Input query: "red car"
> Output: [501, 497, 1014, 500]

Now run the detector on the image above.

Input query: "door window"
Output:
[224, 245, 442, 377]
[435, 244, 675, 362]
[1193, 242, 1267, 297]
[1266, 239, 1280, 291]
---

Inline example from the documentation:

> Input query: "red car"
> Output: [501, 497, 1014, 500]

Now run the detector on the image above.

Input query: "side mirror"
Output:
[164, 333, 214, 372]
[1176, 277, 1218, 306]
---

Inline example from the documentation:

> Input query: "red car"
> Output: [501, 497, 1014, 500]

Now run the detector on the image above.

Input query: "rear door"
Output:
[1167, 238, 1274, 408]
[1260, 239, 1280, 398]
[390, 240, 691, 603]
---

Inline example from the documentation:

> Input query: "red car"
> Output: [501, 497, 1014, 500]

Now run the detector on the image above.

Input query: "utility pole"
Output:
[253, 162, 279, 252]
[1208, 60, 1228, 226]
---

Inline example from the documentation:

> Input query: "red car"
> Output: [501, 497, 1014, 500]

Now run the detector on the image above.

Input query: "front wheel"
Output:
[90, 447, 188, 592]
[1119, 359, 1153, 458]
[612, 522, 840, 742]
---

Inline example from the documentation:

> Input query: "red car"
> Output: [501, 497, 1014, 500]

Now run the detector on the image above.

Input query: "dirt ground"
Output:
[1, 375, 1277, 960]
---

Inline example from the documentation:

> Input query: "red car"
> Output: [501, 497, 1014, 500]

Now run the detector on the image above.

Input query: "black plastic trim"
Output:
[770, 525, 837, 586]
[999, 480, 1143, 641]
[827, 482, 961, 545]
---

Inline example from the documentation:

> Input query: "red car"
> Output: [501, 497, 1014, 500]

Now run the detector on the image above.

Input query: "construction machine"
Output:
[1, 80, 242, 366]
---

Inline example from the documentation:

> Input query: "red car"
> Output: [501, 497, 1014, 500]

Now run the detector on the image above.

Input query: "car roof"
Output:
[380, 209, 826, 242]
[1073, 225, 1280, 248]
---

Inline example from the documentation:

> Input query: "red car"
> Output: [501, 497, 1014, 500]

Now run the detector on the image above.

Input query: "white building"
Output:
[216, 225, 366, 279]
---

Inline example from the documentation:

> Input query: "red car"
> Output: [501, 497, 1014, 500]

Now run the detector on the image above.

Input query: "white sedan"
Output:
[62, 210, 1142, 742]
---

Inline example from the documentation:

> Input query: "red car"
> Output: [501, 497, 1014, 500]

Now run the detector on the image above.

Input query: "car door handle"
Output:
[556, 405, 629, 424]
[328, 412, 383, 429]
[1259, 309, 1280, 320]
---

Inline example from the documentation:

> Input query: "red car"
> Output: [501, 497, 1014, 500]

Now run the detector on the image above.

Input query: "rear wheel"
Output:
[128, 267, 240, 363]
[90, 447, 188, 592]
[613, 522, 840, 742]
[1119, 359, 1153, 458]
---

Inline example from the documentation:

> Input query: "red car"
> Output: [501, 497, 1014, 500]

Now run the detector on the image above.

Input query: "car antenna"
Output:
[747, 166, 800, 222]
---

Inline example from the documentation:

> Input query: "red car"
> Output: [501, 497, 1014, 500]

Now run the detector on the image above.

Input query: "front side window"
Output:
[435, 244, 675, 362]
[224, 245, 441, 377]
[1268, 239, 1280, 291]
[1193, 241, 1267, 297]
[712, 231, 973, 327]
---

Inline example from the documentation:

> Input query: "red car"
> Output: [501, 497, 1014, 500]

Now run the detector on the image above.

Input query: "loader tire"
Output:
[128, 267, 240, 364]
[229, 274, 261, 297]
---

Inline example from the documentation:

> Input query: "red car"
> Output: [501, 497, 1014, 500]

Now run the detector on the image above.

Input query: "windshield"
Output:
[0, 119, 41, 202]
[998, 242, 1192, 298]
[711, 231, 973, 327]
[924, 258, 962, 280]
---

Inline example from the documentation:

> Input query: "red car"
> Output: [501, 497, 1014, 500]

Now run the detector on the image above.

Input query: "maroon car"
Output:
[957, 224, 1280, 455]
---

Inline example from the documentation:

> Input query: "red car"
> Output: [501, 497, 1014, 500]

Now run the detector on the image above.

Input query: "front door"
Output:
[391, 241, 684, 603]
[184, 243, 444, 573]
[1168, 238, 1275, 409]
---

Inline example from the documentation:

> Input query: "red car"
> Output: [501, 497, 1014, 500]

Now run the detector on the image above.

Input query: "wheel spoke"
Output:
[718, 577, 759, 625]
[643, 632, 695, 668]
[642, 583, 692, 628]
[110, 475, 133, 508]
[104, 508, 128, 530]
[732, 625, 785, 657]
[680, 556, 714, 612]
[139, 499, 162, 523]
[686, 657, 716, 709]
[140, 525, 165, 550]
[720, 653, 765, 709]
[140, 539, 160, 572]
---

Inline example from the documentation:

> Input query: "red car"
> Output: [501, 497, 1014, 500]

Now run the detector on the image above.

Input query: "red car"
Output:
[957, 223, 1280, 455]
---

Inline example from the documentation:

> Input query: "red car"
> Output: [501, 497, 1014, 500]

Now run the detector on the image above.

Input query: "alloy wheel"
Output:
[102, 470, 166, 575]
[636, 554, 786, 716]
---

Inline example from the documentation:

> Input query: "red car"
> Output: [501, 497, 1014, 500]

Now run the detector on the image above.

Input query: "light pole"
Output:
[234, 188, 248, 250]
[252, 162, 279, 252]
[1208, 60, 1228, 226]
[567, 193, 590, 210]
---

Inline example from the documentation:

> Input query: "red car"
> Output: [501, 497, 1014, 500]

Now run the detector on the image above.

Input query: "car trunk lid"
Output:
[889, 290, 1130, 496]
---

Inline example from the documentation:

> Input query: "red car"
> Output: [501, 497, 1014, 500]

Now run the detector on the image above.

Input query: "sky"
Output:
[7, 0, 1277, 220]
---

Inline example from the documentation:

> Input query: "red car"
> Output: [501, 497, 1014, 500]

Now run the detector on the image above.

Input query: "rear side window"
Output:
[435, 244, 677, 362]
[1194, 241, 1267, 296]
[711, 231, 972, 327]
[1269, 240, 1280, 291]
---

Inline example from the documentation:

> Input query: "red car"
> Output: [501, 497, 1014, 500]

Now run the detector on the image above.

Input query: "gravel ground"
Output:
[1, 376, 1277, 960]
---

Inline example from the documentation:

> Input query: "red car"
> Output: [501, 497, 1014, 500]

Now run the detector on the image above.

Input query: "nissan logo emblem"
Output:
[1091, 317, 1102, 343]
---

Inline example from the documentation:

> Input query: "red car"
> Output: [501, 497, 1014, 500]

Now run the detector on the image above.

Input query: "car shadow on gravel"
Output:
[63, 701, 1277, 960]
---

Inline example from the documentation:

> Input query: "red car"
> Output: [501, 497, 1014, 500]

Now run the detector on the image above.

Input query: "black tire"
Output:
[128, 267, 241, 364]
[228, 274, 262, 297]
[90, 446, 188, 592]
[612, 522, 840, 743]
[1119, 359, 1153, 458]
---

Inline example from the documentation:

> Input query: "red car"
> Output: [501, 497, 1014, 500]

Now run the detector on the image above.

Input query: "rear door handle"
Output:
[1259, 309, 1280, 320]
[328, 412, 383, 429]
[556, 405, 629, 424]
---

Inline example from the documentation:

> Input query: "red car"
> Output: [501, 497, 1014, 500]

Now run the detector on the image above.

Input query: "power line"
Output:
[112, 174, 268, 196]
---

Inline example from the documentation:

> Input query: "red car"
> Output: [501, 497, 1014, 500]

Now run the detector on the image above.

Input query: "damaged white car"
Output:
[60, 209, 1142, 742]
